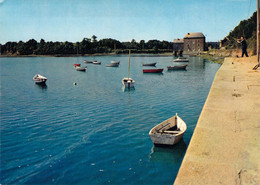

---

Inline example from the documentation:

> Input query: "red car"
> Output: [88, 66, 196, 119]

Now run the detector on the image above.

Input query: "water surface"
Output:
[0, 55, 220, 184]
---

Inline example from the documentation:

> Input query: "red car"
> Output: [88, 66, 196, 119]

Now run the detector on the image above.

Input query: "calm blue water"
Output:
[0, 55, 220, 185]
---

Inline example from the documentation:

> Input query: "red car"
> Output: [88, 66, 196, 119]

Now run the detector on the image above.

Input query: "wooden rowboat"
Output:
[149, 113, 187, 146]
[111, 61, 120, 65]
[167, 64, 187, 70]
[84, 60, 93, 63]
[143, 69, 163, 73]
[142, 62, 156, 66]
[173, 57, 189, 62]
[106, 63, 119, 67]
[93, 61, 101, 65]
[75, 66, 87, 71]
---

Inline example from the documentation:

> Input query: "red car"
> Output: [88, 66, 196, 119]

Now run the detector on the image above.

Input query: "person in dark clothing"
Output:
[237, 36, 248, 57]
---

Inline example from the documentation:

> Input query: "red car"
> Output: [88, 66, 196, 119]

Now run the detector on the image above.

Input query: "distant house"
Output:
[173, 38, 184, 51]
[183, 32, 205, 54]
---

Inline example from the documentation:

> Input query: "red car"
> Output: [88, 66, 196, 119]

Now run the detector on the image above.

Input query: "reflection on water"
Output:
[122, 86, 135, 105]
[166, 69, 187, 73]
[149, 140, 187, 164]
[143, 72, 164, 76]
[122, 86, 135, 92]
[35, 83, 47, 90]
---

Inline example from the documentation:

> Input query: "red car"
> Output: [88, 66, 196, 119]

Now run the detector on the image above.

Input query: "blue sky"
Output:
[0, 0, 257, 44]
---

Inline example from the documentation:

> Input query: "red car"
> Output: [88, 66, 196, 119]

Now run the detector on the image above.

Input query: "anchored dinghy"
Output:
[149, 113, 187, 146]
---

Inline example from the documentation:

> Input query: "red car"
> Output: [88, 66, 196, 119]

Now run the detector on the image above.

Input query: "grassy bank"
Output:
[198, 48, 255, 64]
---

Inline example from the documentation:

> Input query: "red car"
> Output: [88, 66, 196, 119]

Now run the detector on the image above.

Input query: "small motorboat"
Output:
[93, 61, 101, 65]
[149, 113, 187, 146]
[167, 64, 187, 70]
[143, 69, 163, 73]
[173, 57, 189, 62]
[84, 60, 93, 63]
[75, 66, 87, 71]
[106, 63, 119, 67]
[33, 74, 47, 84]
[73, 64, 81, 67]
[142, 62, 156, 66]
[111, 61, 120, 65]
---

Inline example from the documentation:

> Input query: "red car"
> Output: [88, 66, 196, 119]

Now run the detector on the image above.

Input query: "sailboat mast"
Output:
[127, 50, 131, 79]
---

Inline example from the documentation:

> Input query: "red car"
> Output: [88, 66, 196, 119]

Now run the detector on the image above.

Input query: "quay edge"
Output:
[174, 56, 260, 185]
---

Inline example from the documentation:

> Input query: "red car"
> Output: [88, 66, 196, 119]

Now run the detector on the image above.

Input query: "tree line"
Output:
[0, 36, 173, 56]
[222, 11, 256, 52]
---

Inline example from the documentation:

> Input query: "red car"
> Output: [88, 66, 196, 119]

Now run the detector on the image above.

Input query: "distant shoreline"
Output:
[0, 52, 174, 58]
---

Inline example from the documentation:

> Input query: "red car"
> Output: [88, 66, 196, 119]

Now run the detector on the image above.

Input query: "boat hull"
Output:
[106, 63, 119, 67]
[142, 63, 156, 66]
[93, 62, 101, 65]
[173, 59, 189, 62]
[34, 79, 47, 84]
[75, 67, 86, 71]
[150, 132, 185, 146]
[84, 60, 93, 63]
[143, 69, 163, 73]
[111, 61, 120, 65]
[167, 64, 187, 70]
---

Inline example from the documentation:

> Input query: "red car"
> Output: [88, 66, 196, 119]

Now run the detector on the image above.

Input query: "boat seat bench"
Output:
[163, 130, 180, 134]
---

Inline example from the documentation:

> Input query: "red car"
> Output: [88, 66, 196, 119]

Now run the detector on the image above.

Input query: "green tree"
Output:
[140, 40, 145, 50]
[92, 35, 97, 43]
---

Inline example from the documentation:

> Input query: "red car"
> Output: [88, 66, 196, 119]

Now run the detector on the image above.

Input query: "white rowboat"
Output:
[111, 61, 120, 65]
[149, 113, 187, 146]
[173, 57, 189, 62]
[93, 61, 101, 65]
[33, 74, 47, 84]
[106, 63, 119, 67]
[75, 66, 87, 71]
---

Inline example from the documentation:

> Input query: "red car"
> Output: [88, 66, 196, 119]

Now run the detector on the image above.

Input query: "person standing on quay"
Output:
[237, 36, 248, 57]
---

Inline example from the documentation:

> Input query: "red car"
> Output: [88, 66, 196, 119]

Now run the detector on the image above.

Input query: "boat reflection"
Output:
[167, 69, 187, 73]
[142, 72, 164, 76]
[35, 83, 48, 90]
[148, 139, 187, 164]
[122, 86, 135, 92]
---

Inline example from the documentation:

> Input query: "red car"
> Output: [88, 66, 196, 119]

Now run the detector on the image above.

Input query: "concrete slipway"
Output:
[174, 56, 260, 185]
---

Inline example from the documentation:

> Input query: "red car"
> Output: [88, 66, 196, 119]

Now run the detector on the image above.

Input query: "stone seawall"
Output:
[174, 56, 260, 185]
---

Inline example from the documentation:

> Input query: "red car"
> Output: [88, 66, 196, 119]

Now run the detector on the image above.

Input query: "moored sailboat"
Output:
[122, 50, 135, 88]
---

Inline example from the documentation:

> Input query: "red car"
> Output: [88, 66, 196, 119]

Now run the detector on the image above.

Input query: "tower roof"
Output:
[173, 38, 184, 43]
[184, 32, 205, 38]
